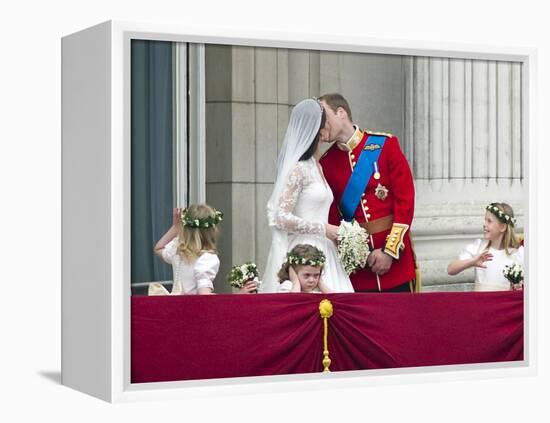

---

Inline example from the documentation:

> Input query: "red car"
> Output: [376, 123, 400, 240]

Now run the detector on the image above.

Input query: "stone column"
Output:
[319, 52, 405, 139]
[405, 57, 524, 289]
[204, 45, 319, 291]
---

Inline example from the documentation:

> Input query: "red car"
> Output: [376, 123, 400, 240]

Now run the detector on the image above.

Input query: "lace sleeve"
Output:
[274, 163, 325, 235]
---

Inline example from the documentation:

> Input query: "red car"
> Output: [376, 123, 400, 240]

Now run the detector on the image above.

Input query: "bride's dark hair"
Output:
[299, 107, 326, 161]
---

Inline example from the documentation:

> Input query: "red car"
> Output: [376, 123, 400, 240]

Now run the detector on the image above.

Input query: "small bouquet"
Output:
[503, 263, 524, 290]
[337, 220, 370, 275]
[227, 262, 261, 292]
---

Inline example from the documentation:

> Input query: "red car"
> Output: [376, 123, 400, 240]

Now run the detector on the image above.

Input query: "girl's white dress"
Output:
[458, 238, 524, 291]
[278, 280, 321, 293]
[262, 158, 354, 293]
[148, 237, 220, 295]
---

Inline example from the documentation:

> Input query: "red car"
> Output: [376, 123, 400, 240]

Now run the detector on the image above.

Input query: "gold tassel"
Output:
[414, 267, 422, 293]
[319, 299, 333, 372]
[409, 230, 422, 293]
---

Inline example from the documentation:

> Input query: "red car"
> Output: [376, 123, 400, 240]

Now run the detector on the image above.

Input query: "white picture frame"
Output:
[61, 20, 537, 403]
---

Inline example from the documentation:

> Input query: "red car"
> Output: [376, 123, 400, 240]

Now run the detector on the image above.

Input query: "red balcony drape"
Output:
[131, 291, 523, 383]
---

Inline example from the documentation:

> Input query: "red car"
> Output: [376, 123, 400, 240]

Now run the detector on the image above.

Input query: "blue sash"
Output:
[340, 135, 386, 221]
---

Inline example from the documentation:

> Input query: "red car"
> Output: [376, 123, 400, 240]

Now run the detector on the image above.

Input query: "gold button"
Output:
[352, 161, 357, 166]
[364, 206, 369, 211]
[350, 154, 355, 159]
[361, 193, 365, 198]
[362, 199, 367, 204]
[366, 214, 371, 219]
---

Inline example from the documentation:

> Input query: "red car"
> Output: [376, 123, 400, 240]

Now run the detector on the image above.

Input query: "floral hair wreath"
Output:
[486, 203, 516, 227]
[285, 251, 326, 267]
[180, 208, 223, 229]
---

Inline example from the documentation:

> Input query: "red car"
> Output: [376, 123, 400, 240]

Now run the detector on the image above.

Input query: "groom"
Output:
[319, 93, 417, 292]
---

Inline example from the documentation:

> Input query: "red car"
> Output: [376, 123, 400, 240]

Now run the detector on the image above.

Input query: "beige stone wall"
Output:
[204, 46, 318, 292]
[405, 57, 524, 289]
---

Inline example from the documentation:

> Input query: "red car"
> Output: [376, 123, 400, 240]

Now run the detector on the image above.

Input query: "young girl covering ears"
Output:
[277, 244, 332, 293]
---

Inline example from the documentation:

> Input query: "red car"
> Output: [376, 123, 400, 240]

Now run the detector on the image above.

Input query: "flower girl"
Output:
[447, 202, 524, 291]
[277, 244, 332, 293]
[150, 205, 223, 295]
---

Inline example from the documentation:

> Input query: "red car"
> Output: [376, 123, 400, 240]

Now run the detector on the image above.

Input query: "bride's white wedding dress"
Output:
[262, 157, 354, 293]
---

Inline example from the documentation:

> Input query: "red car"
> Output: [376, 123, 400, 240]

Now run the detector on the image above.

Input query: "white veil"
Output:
[261, 98, 324, 292]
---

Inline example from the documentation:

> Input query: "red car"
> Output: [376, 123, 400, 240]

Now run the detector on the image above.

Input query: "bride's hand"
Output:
[325, 224, 339, 242]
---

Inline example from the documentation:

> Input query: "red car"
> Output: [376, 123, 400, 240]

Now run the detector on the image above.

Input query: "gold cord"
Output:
[319, 299, 333, 372]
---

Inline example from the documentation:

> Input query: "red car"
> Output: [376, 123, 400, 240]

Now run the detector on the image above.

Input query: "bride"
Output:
[261, 98, 354, 293]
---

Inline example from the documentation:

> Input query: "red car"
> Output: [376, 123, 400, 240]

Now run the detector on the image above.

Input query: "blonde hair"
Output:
[277, 244, 325, 283]
[177, 204, 219, 261]
[485, 202, 520, 254]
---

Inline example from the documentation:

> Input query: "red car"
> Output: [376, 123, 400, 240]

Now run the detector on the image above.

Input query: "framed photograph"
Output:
[61, 20, 536, 402]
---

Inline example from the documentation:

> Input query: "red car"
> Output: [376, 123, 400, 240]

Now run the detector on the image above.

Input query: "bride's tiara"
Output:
[312, 96, 324, 114]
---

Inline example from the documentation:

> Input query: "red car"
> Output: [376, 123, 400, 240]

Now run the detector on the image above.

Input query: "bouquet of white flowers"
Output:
[227, 262, 261, 291]
[337, 220, 370, 275]
[503, 263, 524, 290]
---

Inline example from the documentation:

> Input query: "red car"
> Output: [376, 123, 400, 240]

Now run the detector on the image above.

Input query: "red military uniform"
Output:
[320, 126, 416, 291]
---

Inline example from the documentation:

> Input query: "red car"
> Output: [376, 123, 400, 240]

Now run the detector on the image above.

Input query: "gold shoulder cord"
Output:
[409, 232, 422, 293]
[365, 129, 393, 137]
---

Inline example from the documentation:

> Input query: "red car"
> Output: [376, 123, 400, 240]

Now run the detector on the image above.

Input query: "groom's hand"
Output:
[368, 249, 393, 275]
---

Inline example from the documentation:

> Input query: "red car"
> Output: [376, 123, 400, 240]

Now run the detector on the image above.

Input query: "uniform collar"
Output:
[336, 125, 364, 152]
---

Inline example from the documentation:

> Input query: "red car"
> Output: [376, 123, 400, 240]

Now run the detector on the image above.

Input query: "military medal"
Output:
[373, 161, 380, 180]
[375, 183, 389, 200]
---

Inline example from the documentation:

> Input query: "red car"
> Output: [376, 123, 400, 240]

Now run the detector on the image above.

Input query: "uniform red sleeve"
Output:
[387, 136, 415, 227]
